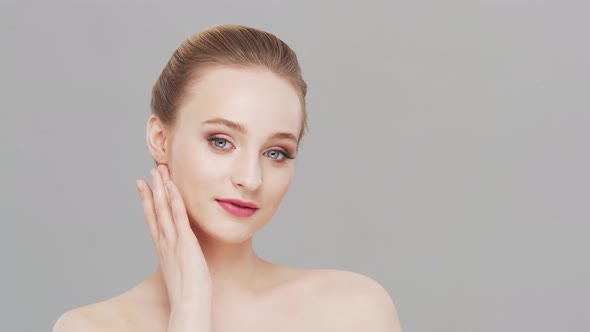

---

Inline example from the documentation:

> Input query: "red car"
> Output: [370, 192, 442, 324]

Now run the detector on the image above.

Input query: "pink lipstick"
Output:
[216, 199, 259, 217]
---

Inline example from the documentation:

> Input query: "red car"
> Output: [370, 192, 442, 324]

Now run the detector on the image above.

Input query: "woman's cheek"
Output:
[267, 167, 294, 201]
[186, 145, 223, 175]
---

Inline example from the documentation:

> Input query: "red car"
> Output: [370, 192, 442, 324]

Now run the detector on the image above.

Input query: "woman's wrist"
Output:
[168, 303, 212, 332]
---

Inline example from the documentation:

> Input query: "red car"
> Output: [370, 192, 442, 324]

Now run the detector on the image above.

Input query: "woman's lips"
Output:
[216, 199, 258, 217]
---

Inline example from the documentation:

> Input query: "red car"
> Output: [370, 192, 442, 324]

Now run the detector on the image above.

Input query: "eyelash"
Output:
[207, 136, 294, 161]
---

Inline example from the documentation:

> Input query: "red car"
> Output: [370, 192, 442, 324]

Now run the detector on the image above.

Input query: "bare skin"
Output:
[54, 266, 400, 332]
[53, 67, 402, 332]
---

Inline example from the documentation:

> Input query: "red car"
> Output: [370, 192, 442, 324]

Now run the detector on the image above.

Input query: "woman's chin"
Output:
[188, 215, 262, 244]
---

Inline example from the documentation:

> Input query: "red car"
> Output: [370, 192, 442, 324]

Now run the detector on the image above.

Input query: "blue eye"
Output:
[265, 150, 286, 160]
[208, 136, 294, 161]
[208, 137, 233, 149]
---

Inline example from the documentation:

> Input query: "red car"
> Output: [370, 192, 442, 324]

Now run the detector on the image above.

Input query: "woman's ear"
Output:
[146, 115, 170, 165]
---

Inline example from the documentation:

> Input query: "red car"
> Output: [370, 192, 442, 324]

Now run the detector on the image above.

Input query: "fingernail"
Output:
[158, 165, 165, 175]
[136, 180, 143, 191]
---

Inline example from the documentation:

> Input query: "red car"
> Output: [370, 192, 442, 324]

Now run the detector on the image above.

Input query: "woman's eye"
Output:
[208, 137, 233, 150]
[265, 150, 287, 161]
[208, 137, 291, 161]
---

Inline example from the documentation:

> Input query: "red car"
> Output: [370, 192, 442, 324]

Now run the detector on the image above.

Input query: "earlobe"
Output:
[146, 115, 168, 164]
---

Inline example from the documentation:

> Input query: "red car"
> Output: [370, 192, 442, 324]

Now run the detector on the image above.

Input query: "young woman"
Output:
[53, 24, 402, 332]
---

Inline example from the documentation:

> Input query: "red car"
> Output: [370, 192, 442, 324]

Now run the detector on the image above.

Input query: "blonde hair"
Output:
[150, 24, 308, 141]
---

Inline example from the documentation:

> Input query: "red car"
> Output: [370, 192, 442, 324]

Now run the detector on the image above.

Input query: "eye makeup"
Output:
[205, 134, 296, 162]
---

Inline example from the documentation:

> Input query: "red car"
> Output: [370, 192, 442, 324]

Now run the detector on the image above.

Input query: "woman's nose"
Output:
[230, 155, 262, 191]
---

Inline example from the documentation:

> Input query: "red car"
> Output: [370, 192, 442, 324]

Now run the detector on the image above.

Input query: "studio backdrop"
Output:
[1, 1, 588, 331]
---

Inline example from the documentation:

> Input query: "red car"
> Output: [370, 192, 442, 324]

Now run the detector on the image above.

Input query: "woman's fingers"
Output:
[151, 168, 177, 242]
[159, 164, 171, 182]
[158, 165, 193, 237]
[136, 179, 159, 245]
[164, 179, 194, 239]
[137, 165, 191, 251]
[158, 165, 192, 234]
[159, 166, 173, 207]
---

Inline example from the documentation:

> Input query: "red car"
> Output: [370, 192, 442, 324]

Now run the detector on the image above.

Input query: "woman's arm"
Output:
[167, 303, 212, 332]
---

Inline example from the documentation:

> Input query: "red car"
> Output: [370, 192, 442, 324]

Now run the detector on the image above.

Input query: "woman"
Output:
[53, 24, 402, 332]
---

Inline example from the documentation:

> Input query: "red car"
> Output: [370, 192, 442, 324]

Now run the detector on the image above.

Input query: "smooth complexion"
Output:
[52, 65, 402, 332]
[152, 65, 303, 297]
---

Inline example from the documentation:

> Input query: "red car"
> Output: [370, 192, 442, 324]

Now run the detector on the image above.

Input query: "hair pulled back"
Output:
[150, 24, 308, 140]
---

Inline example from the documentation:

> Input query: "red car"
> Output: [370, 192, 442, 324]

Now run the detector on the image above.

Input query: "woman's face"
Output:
[160, 66, 302, 243]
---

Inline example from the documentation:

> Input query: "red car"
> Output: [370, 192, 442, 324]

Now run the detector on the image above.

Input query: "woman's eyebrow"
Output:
[270, 132, 298, 144]
[202, 117, 246, 134]
[202, 117, 298, 143]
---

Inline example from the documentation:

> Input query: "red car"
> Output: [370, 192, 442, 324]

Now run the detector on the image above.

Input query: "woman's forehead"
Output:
[179, 67, 303, 136]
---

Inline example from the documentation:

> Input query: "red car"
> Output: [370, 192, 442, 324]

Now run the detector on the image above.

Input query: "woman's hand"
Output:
[136, 165, 212, 332]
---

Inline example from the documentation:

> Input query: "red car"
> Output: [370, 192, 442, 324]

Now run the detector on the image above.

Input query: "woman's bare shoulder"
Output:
[300, 269, 403, 332]
[52, 302, 110, 332]
[301, 268, 391, 295]
[51, 268, 401, 332]
[51, 293, 140, 332]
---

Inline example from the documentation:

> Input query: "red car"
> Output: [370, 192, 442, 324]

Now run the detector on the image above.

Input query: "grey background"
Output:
[1, 1, 588, 331]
